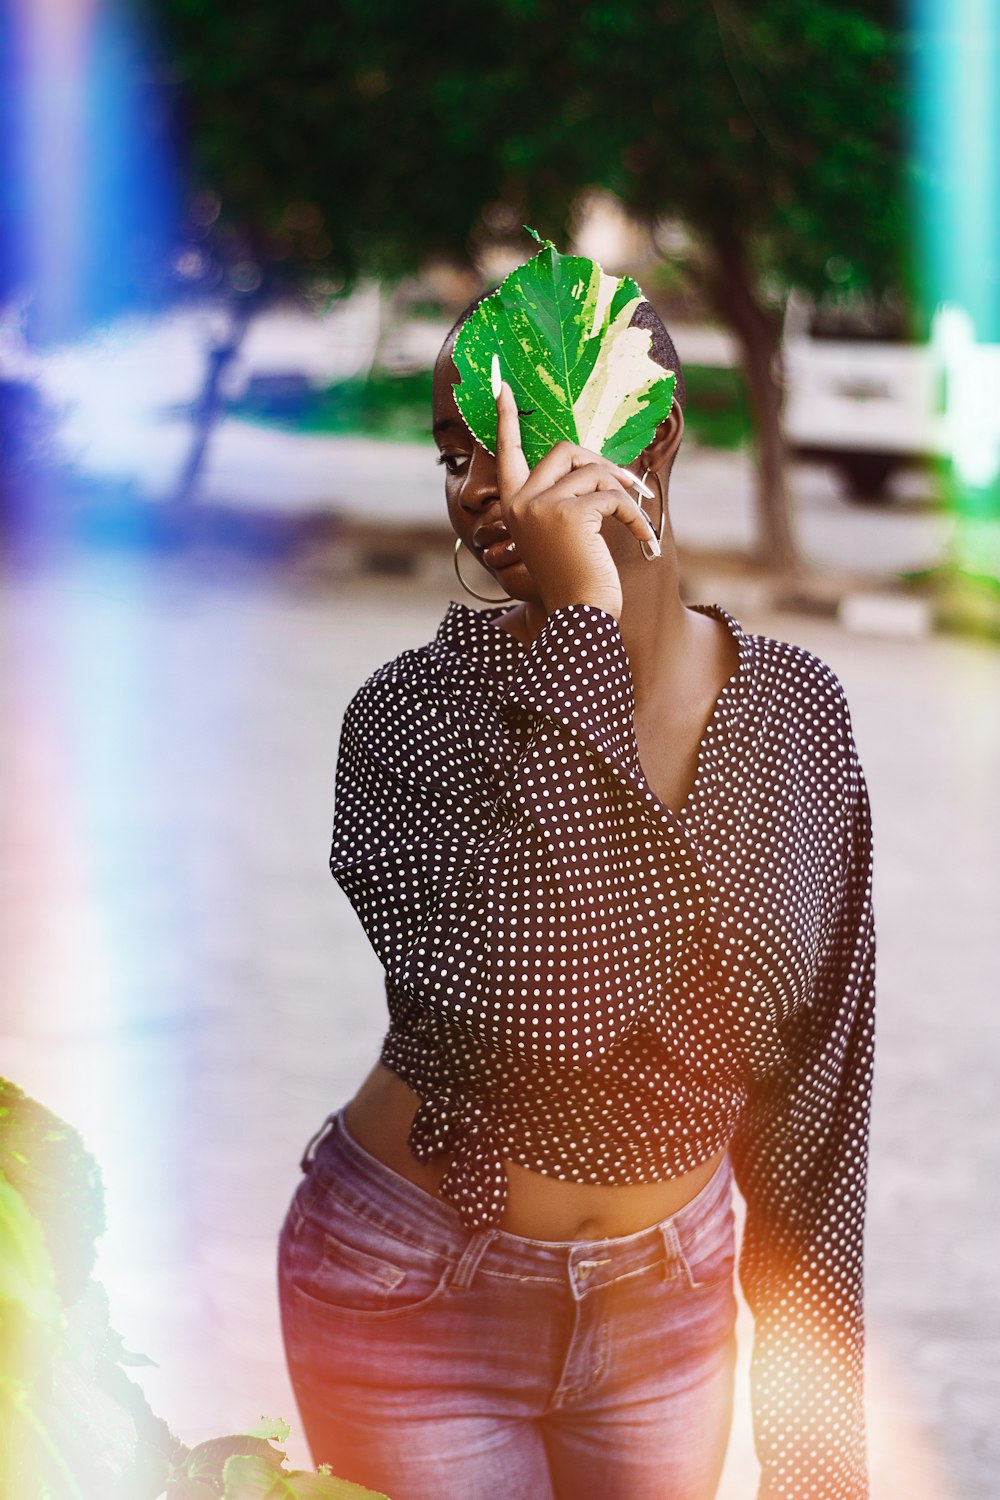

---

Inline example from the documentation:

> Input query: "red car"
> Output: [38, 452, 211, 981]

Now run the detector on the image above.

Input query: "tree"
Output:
[578, 2, 908, 573]
[153, 0, 906, 565]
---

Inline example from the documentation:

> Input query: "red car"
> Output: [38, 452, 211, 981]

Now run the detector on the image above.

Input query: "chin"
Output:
[492, 562, 539, 602]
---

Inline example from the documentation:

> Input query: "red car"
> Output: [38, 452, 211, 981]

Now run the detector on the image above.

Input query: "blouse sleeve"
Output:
[730, 708, 877, 1500]
[329, 603, 709, 1068]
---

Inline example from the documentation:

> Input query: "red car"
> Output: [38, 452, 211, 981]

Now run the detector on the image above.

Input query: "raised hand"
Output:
[493, 357, 660, 623]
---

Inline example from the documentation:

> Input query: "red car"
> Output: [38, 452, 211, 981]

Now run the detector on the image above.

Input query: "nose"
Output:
[459, 443, 501, 513]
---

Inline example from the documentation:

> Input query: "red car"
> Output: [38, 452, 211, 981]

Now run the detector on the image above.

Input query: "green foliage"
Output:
[574, 2, 906, 300]
[225, 364, 749, 452]
[0, 1172, 64, 1493]
[0, 1078, 105, 1305]
[0, 1086, 180, 1499]
[167, 1432, 287, 1494]
[163, 1431, 389, 1499]
[244, 1419, 292, 1444]
[0, 1177, 62, 1344]
[452, 230, 676, 467]
[683, 365, 752, 450]
[0, 1190, 178, 1499]
[151, 0, 906, 304]
[150, 0, 907, 563]
[225, 371, 436, 444]
[223, 1453, 388, 1498]
[0, 1079, 386, 1500]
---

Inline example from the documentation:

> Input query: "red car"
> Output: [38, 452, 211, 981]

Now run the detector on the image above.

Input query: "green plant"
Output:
[222, 362, 751, 454]
[224, 369, 436, 444]
[0, 1078, 387, 1499]
[682, 365, 752, 450]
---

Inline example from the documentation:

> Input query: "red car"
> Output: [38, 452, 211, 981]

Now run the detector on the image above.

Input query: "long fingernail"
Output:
[491, 353, 502, 400]
[643, 533, 661, 559]
[630, 474, 655, 499]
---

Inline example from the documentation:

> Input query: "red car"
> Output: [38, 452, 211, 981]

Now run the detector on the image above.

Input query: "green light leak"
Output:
[912, 0, 1000, 586]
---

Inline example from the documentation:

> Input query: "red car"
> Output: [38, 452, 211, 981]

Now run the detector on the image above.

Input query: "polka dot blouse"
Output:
[329, 598, 877, 1500]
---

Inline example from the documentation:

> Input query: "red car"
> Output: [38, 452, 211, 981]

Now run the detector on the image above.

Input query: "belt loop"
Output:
[299, 1111, 339, 1174]
[660, 1217, 701, 1289]
[449, 1228, 497, 1291]
[660, 1218, 684, 1283]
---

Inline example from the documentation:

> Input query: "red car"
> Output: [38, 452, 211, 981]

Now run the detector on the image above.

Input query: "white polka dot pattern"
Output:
[328, 599, 877, 1500]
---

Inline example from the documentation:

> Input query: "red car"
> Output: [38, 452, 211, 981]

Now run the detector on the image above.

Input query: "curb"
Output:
[675, 546, 1000, 644]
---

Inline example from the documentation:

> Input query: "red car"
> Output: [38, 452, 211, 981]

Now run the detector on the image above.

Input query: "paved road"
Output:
[79, 412, 950, 585]
[1, 550, 996, 1498]
[20, 294, 950, 583]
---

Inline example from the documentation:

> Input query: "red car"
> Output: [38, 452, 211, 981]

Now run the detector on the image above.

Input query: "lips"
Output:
[473, 520, 520, 570]
[473, 519, 511, 549]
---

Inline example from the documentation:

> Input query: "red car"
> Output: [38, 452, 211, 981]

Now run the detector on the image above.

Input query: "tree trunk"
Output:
[367, 280, 407, 377]
[170, 295, 257, 506]
[701, 239, 804, 579]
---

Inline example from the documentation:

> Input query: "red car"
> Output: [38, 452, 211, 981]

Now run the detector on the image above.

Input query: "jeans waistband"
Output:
[301, 1108, 733, 1293]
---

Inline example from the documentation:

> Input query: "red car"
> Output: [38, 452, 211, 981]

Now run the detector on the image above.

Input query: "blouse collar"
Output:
[435, 597, 758, 734]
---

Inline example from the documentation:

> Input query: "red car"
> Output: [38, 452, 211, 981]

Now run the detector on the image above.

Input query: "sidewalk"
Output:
[15, 292, 977, 635]
[1, 553, 996, 1498]
[19, 294, 989, 635]
[60, 404, 947, 585]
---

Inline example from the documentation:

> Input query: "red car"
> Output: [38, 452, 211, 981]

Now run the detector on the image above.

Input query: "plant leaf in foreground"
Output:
[453, 228, 675, 469]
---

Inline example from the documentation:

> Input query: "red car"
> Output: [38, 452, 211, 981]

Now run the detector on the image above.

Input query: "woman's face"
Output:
[432, 346, 544, 606]
[432, 335, 674, 601]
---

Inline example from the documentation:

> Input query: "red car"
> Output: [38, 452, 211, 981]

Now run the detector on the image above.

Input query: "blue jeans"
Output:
[277, 1110, 738, 1500]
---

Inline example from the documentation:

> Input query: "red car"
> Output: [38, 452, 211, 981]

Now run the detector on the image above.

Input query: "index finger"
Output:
[493, 354, 530, 500]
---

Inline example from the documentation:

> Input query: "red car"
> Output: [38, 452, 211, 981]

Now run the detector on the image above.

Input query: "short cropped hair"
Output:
[442, 286, 687, 411]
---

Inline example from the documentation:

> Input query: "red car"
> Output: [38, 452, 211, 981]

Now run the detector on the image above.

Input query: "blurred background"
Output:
[1, 1, 998, 1496]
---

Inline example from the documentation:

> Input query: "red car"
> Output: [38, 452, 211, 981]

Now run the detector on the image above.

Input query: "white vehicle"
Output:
[782, 291, 950, 501]
[784, 293, 1000, 503]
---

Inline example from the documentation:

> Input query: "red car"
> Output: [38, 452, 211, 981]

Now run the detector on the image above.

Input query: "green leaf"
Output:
[184, 1433, 287, 1481]
[222, 1452, 389, 1499]
[244, 1416, 291, 1443]
[0, 1174, 63, 1335]
[452, 235, 676, 469]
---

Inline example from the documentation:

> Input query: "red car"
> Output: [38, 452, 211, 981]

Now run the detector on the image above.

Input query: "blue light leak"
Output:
[7, 0, 181, 346]
[3, 0, 195, 1313]
[911, 0, 1000, 579]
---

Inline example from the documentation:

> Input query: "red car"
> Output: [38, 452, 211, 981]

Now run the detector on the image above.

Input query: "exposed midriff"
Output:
[344, 1060, 728, 1242]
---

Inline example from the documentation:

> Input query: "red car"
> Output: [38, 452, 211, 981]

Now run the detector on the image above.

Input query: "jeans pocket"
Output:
[287, 1218, 452, 1322]
[675, 1198, 737, 1292]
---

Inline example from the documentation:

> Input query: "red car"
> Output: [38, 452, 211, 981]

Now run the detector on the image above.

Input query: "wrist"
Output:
[543, 593, 621, 622]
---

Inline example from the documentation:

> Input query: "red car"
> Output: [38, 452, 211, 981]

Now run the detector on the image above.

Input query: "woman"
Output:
[277, 299, 877, 1500]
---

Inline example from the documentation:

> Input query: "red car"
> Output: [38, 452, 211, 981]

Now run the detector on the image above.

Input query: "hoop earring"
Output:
[638, 468, 666, 562]
[453, 536, 513, 602]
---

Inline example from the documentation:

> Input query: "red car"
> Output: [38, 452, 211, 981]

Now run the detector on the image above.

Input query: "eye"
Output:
[436, 452, 470, 477]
